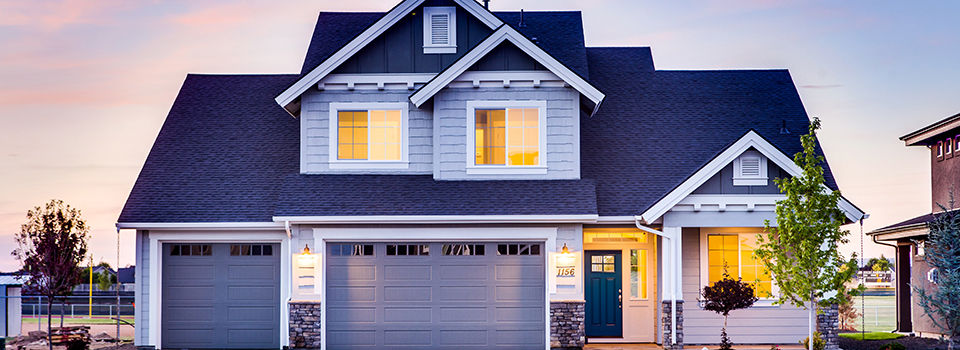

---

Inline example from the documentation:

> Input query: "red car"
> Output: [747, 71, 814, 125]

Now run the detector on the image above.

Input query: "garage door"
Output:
[161, 243, 280, 349]
[326, 242, 546, 349]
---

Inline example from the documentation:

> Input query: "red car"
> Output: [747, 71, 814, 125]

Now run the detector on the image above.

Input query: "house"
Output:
[867, 112, 960, 338]
[116, 0, 865, 349]
[0, 274, 23, 339]
[118, 266, 136, 292]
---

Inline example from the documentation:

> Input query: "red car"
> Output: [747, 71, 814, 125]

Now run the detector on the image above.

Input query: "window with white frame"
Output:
[947, 138, 954, 155]
[423, 7, 456, 54]
[704, 232, 775, 299]
[328, 102, 408, 169]
[937, 141, 944, 159]
[466, 101, 547, 174]
[733, 149, 768, 186]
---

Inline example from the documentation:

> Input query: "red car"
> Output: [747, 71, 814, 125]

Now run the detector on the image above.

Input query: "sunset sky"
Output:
[1, 0, 958, 271]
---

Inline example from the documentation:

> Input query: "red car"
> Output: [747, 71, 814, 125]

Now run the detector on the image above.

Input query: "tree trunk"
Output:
[47, 297, 53, 350]
[59, 297, 64, 328]
[809, 293, 815, 350]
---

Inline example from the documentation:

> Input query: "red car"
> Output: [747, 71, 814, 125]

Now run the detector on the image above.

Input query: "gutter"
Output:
[634, 217, 679, 345]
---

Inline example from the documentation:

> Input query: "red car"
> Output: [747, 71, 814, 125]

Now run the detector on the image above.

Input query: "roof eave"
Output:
[900, 112, 960, 146]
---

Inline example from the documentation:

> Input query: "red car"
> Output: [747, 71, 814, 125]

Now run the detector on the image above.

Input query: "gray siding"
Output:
[433, 87, 581, 180]
[681, 228, 809, 344]
[301, 90, 432, 174]
[692, 160, 789, 195]
[554, 224, 583, 301]
[135, 230, 150, 346]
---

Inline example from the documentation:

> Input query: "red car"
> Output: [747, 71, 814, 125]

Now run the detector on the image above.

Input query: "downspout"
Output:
[635, 218, 678, 345]
[283, 221, 293, 347]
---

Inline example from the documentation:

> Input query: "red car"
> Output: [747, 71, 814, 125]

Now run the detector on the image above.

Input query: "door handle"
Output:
[618, 288, 622, 308]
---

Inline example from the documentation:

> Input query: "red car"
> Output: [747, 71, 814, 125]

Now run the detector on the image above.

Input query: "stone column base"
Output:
[661, 300, 684, 350]
[550, 300, 585, 349]
[289, 301, 322, 349]
[817, 304, 840, 350]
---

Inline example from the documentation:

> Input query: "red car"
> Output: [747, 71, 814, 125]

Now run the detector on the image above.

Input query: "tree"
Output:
[865, 255, 892, 272]
[701, 269, 758, 350]
[914, 206, 960, 349]
[11, 200, 89, 350]
[754, 118, 859, 350]
[97, 270, 116, 292]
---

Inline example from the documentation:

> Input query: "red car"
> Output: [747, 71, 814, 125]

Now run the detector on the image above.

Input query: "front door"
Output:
[584, 250, 622, 337]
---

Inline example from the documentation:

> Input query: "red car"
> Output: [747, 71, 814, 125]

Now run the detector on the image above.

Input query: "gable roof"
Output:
[409, 25, 604, 114]
[276, 0, 502, 114]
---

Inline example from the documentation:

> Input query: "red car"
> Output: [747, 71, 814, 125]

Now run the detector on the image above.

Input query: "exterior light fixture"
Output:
[302, 244, 311, 255]
[561, 243, 570, 255]
[297, 244, 314, 267]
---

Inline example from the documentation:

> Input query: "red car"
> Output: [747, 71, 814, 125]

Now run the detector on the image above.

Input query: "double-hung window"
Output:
[466, 101, 547, 175]
[328, 102, 408, 169]
[704, 232, 775, 300]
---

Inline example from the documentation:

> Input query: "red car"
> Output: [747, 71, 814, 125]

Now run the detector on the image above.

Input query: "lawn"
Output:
[22, 316, 135, 325]
[848, 294, 896, 333]
[840, 332, 904, 341]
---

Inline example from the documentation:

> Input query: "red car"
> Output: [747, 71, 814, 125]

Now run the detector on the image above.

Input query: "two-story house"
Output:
[117, 1, 864, 349]
[868, 112, 960, 338]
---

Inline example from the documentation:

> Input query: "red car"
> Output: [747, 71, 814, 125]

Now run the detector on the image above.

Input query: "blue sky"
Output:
[0, 0, 957, 270]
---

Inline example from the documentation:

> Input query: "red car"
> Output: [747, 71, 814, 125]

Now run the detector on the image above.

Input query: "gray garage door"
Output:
[161, 243, 280, 349]
[326, 242, 546, 349]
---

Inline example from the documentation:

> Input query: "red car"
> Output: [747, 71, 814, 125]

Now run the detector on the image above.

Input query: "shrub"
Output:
[800, 331, 825, 350]
[877, 342, 905, 350]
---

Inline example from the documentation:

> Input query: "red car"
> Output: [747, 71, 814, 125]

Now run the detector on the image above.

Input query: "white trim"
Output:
[318, 73, 435, 91]
[597, 216, 639, 224]
[671, 194, 785, 213]
[410, 26, 605, 114]
[732, 149, 768, 186]
[275, 0, 502, 111]
[313, 226, 557, 350]
[698, 227, 780, 307]
[328, 102, 410, 169]
[117, 222, 283, 230]
[639, 130, 865, 224]
[273, 214, 599, 224]
[465, 100, 548, 174]
[423, 6, 456, 54]
[147, 230, 289, 349]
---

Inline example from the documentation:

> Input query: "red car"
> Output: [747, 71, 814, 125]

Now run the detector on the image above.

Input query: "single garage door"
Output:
[326, 242, 546, 350]
[161, 243, 280, 349]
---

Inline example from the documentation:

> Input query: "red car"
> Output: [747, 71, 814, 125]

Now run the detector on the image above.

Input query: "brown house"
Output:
[868, 112, 960, 337]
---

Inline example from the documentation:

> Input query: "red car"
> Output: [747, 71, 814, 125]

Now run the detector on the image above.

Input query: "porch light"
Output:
[297, 244, 314, 267]
[302, 244, 311, 255]
[560, 243, 570, 255]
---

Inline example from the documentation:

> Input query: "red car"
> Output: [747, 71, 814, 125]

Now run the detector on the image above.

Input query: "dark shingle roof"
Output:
[582, 48, 838, 216]
[872, 212, 936, 234]
[275, 175, 597, 216]
[300, 11, 590, 77]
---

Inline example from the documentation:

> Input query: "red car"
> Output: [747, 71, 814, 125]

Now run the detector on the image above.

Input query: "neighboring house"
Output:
[117, 1, 864, 349]
[118, 266, 135, 292]
[868, 113, 960, 338]
[0, 274, 23, 338]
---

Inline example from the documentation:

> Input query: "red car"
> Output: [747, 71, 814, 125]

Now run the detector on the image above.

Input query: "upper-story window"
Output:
[947, 137, 953, 157]
[423, 7, 456, 54]
[466, 101, 547, 175]
[733, 150, 768, 186]
[328, 102, 408, 169]
[937, 141, 944, 160]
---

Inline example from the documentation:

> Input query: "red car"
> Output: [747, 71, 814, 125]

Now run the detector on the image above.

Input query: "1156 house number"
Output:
[556, 266, 575, 277]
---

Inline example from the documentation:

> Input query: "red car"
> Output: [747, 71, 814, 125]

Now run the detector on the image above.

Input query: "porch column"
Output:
[660, 226, 683, 350]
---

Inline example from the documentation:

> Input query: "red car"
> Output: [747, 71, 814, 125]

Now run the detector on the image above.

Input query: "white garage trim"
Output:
[147, 230, 289, 349]
[312, 226, 558, 350]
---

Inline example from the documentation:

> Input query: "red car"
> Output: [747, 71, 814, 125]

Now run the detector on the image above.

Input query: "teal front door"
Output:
[584, 250, 622, 337]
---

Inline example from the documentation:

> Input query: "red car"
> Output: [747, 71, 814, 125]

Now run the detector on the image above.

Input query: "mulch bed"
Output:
[839, 334, 949, 350]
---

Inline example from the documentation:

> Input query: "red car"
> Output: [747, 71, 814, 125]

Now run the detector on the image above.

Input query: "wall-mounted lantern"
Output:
[297, 244, 315, 267]
[556, 243, 576, 278]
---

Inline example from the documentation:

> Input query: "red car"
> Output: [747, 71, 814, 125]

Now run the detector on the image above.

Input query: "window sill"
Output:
[424, 46, 456, 54]
[466, 166, 548, 175]
[733, 177, 768, 186]
[329, 161, 409, 170]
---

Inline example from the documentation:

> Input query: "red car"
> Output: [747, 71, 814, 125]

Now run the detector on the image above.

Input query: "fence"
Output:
[1, 294, 135, 340]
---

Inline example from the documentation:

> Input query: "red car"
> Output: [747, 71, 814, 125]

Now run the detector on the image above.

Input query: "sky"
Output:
[1, 0, 958, 271]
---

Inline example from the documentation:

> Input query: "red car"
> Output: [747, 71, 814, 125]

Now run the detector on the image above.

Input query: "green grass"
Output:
[22, 316, 135, 325]
[849, 295, 897, 333]
[840, 332, 904, 341]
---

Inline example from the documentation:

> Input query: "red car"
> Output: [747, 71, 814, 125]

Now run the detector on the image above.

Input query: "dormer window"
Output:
[423, 7, 456, 54]
[733, 150, 768, 186]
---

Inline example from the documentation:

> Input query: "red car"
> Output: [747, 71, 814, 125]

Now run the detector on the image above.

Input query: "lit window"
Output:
[630, 249, 648, 299]
[475, 108, 539, 166]
[590, 255, 616, 272]
[337, 110, 402, 161]
[707, 233, 773, 298]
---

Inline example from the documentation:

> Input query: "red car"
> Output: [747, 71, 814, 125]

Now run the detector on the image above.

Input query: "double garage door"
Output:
[326, 242, 546, 349]
[161, 243, 280, 349]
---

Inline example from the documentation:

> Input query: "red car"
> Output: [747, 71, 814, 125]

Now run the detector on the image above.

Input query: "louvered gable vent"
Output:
[740, 156, 761, 176]
[733, 150, 768, 186]
[423, 7, 456, 54]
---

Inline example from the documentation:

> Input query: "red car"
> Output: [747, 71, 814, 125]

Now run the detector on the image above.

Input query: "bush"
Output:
[877, 342, 905, 350]
[800, 331, 825, 350]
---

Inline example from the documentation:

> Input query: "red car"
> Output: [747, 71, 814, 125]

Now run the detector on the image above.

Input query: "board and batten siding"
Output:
[433, 86, 580, 180]
[135, 230, 149, 346]
[681, 228, 809, 344]
[300, 90, 433, 174]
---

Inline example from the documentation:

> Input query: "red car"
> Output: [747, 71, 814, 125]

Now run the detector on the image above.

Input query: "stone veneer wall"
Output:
[289, 301, 322, 349]
[661, 300, 684, 350]
[817, 304, 840, 350]
[550, 300, 585, 349]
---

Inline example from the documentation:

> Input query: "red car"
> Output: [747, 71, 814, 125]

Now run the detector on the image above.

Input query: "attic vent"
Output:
[423, 7, 456, 54]
[733, 150, 768, 186]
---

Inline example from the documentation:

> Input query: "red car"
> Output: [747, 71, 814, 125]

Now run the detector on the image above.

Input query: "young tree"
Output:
[754, 118, 859, 350]
[97, 270, 116, 292]
[11, 200, 89, 350]
[914, 206, 960, 349]
[701, 269, 758, 350]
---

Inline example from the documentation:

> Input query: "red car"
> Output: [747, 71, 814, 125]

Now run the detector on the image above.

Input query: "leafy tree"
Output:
[97, 270, 116, 291]
[11, 200, 89, 350]
[914, 206, 960, 350]
[754, 118, 859, 350]
[865, 255, 892, 272]
[701, 268, 758, 350]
